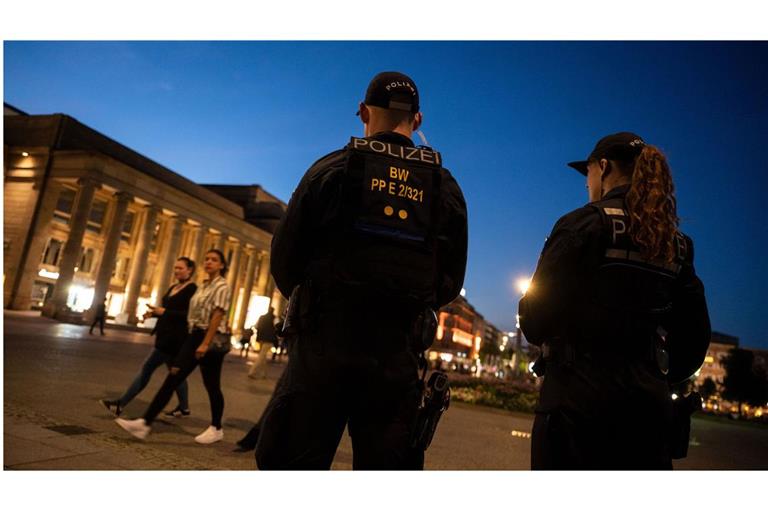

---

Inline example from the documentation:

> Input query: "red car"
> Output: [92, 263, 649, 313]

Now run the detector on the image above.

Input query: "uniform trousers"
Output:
[255, 320, 424, 470]
[531, 354, 673, 470]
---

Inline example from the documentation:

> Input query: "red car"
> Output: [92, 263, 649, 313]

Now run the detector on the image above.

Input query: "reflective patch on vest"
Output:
[357, 152, 434, 243]
[350, 137, 442, 166]
[604, 248, 682, 274]
[604, 207, 626, 216]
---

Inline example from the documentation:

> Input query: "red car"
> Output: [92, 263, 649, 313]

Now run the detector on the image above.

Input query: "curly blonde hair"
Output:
[625, 145, 680, 263]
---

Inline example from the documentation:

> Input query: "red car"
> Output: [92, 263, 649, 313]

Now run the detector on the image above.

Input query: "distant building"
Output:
[430, 295, 486, 368]
[695, 331, 739, 388]
[4, 104, 286, 333]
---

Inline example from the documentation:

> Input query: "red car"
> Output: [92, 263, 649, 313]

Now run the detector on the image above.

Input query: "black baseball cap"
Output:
[567, 132, 646, 175]
[359, 71, 419, 114]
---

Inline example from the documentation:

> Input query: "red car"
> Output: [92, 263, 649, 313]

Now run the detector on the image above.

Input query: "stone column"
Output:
[255, 251, 271, 296]
[265, 275, 277, 307]
[190, 226, 207, 283]
[152, 215, 184, 299]
[43, 177, 98, 318]
[234, 248, 259, 333]
[225, 241, 243, 327]
[9, 180, 62, 310]
[226, 240, 242, 291]
[123, 205, 159, 324]
[85, 191, 132, 323]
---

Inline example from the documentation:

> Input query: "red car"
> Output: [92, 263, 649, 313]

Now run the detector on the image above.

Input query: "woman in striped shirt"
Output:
[116, 249, 233, 444]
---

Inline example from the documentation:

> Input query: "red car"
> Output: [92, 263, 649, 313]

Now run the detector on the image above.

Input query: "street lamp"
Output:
[513, 276, 531, 377]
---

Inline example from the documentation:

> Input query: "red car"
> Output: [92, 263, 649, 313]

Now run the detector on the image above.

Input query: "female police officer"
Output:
[519, 132, 711, 469]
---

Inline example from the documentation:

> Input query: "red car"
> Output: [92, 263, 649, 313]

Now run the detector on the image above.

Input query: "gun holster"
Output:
[410, 371, 450, 451]
[411, 307, 438, 353]
[670, 390, 701, 459]
[282, 282, 313, 337]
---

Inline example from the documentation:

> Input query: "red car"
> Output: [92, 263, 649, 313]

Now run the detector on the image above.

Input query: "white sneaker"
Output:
[115, 418, 151, 440]
[194, 425, 224, 444]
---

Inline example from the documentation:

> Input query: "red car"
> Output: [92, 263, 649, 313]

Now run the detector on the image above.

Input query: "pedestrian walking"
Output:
[89, 298, 107, 335]
[248, 307, 277, 379]
[115, 249, 233, 444]
[239, 326, 254, 358]
[271, 320, 285, 362]
[520, 132, 711, 469]
[254, 71, 468, 470]
[99, 257, 197, 417]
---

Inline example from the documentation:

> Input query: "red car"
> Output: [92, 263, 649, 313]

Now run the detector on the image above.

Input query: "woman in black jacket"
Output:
[99, 257, 198, 417]
[520, 132, 710, 469]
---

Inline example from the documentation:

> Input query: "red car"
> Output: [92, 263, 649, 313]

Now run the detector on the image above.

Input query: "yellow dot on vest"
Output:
[398, 209, 408, 220]
[384, 206, 394, 216]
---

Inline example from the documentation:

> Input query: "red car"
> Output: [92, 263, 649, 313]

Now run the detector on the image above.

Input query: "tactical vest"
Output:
[584, 196, 688, 343]
[320, 136, 444, 305]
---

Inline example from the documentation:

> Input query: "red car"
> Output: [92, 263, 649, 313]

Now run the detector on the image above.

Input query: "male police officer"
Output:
[255, 71, 468, 470]
[519, 132, 710, 469]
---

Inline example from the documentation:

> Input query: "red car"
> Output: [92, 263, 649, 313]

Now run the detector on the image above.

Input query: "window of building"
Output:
[77, 248, 96, 273]
[121, 211, 135, 243]
[41, 238, 64, 266]
[53, 187, 77, 225]
[86, 198, 109, 233]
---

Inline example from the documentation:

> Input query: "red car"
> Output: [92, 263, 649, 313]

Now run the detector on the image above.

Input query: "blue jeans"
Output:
[118, 348, 189, 410]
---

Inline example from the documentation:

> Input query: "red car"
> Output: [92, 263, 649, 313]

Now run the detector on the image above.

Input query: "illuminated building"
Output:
[4, 104, 285, 333]
[694, 331, 739, 389]
[431, 295, 486, 368]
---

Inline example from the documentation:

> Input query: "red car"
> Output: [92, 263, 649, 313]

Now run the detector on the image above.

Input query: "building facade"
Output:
[694, 331, 739, 388]
[4, 106, 285, 334]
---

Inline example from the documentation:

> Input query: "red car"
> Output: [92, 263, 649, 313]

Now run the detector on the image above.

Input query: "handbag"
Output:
[209, 331, 232, 353]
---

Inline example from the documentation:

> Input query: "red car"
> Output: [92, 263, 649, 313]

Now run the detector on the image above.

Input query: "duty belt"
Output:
[541, 340, 658, 366]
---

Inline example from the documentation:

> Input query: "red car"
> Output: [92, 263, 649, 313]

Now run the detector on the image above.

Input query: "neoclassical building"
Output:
[4, 103, 286, 334]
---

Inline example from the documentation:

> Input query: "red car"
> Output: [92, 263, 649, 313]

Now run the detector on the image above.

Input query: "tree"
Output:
[479, 340, 501, 357]
[722, 348, 768, 418]
[698, 377, 717, 401]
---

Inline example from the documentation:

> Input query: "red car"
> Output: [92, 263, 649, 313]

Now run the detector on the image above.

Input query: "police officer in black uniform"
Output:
[255, 71, 468, 470]
[520, 132, 711, 469]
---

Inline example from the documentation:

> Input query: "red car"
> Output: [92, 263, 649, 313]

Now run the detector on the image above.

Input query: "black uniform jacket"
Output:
[519, 185, 711, 385]
[271, 131, 468, 312]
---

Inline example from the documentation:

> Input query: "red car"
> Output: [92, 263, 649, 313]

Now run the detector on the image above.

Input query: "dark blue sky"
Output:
[5, 41, 767, 348]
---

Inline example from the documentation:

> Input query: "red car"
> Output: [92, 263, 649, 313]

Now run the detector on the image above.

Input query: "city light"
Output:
[38, 269, 59, 280]
[21, 151, 29, 157]
[244, 295, 271, 329]
[67, 285, 94, 312]
[671, 393, 679, 401]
